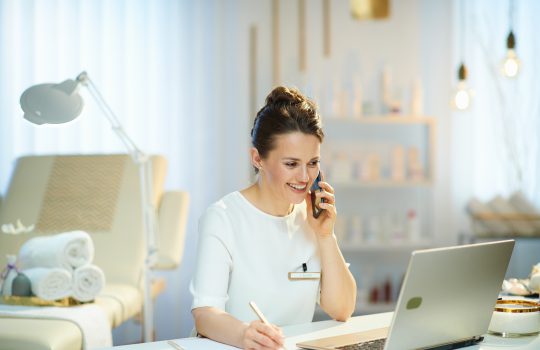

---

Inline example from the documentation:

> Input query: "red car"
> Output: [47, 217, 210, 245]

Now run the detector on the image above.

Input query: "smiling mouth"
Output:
[287, 183, 307, 192]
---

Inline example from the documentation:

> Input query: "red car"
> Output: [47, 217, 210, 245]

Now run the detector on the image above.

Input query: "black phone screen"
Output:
[310, 172, 325, 218]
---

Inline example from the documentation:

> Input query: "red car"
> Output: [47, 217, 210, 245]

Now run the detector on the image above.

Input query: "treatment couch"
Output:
[0, 154, 189, 349]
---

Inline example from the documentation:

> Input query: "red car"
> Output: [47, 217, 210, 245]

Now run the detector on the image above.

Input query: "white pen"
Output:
[166, 340, 185, 350]
[249, 301, 270, 325]
[249, 301, 286, 350]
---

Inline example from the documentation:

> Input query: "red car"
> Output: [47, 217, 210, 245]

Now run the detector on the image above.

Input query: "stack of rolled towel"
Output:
[15, 231, 105, 302]
[467, 191, 540, 236]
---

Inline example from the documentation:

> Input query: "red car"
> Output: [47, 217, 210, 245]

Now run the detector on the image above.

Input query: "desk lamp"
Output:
[20, 71, 158, 342]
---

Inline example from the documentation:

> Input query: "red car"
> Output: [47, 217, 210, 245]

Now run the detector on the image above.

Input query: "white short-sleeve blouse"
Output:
[190, 191, 321, 326]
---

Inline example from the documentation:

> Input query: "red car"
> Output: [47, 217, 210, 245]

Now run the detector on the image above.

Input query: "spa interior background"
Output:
[1, 0, 540, 345]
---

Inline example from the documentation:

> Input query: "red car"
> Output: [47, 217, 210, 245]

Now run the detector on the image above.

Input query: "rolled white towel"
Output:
[467, 197, 512, 236]
[72, 265, 105, 302]
[22, 267, 72, 301]
[509, 191, 540, 232]
[528, 263, 540, 293]
[18, 231, 94, 270]
[489, 195, 536, 236]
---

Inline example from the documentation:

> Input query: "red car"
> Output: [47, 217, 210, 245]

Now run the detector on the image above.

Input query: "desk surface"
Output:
[107, 312, 540, 350]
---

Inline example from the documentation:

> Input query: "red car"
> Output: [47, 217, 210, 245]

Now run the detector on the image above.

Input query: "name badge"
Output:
[288, 272, 321, 280]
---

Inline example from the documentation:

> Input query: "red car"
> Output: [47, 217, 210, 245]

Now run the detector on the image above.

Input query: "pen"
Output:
[249, 301, 270, 325]
[166, 340, 185, 350]
[249, 301, 287, 350]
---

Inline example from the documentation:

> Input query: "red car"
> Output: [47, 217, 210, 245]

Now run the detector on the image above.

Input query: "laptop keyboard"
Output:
[336, 338, 386, 350]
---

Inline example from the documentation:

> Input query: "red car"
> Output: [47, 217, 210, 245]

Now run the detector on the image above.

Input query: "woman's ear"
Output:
[250, 147, 263, 170]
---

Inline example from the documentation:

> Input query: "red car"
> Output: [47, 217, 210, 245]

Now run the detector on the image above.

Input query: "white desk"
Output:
[106, 312, 540, 349]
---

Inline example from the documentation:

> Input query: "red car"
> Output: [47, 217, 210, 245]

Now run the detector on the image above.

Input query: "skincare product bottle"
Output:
[1, 255, 18, 296]
[349, 215, 363, 244]
[12, 273, 32, 297]
[332, 152, 352, 183]
[353, 78, 363, 119]
[411, 77, 424, 116]
[407, 210, 421, 242]
[383, 277, 392, 303]
[391, 145, 406, 181]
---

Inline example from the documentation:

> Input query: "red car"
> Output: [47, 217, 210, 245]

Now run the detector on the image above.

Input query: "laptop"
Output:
[297, 240, 515, 350]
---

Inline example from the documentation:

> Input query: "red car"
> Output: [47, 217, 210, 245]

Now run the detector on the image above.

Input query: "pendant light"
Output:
[501, 0, 520, 78]
[452, 0, 472, 111]
[453, 63, 471, 110]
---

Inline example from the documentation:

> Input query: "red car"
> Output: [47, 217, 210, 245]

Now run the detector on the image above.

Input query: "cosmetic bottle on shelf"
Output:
[406, 209, 421, 242]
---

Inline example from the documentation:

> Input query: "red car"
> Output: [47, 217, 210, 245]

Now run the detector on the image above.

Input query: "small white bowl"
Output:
[488, 299, 540, 337]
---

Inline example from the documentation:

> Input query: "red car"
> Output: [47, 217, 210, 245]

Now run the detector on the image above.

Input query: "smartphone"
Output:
[310, 171, 325, 218]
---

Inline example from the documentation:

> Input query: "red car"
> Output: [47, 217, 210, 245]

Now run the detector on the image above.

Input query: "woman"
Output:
[191, 86, 356, 350]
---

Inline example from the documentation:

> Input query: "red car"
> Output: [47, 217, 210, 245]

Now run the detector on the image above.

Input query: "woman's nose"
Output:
[298, 166, 309, 182]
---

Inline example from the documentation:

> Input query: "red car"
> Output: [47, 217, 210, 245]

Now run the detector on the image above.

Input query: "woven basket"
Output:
[1, 295, 85, 307]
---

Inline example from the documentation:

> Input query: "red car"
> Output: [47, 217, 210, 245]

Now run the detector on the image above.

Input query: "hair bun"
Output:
[265, 86, 306, 107]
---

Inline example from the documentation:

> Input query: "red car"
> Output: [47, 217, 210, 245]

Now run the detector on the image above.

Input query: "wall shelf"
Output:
[333, 179, 433, 188]
[340, 241, 433, 253]
[324, 115, 436, 125]
[313, 300, 396, 321]
[322, 114, 437, 310]
[355, 301, 395, 315]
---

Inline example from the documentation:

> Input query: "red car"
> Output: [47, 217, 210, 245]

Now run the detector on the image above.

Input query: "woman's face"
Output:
[259, 132, 321, 205]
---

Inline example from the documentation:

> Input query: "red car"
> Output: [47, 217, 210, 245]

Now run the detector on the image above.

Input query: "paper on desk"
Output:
[172, 338, 240, 350]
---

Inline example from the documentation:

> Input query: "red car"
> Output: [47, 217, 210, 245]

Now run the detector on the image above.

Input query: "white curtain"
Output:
[453, 0, 540, 206]
[0, 0, 253, 341]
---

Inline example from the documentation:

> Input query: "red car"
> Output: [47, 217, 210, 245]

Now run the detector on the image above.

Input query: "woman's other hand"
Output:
[306, 180, 336, 237]
[242, 320, 284, 350]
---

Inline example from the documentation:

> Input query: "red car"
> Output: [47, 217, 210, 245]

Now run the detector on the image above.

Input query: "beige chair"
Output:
[0, 154, 189, 350]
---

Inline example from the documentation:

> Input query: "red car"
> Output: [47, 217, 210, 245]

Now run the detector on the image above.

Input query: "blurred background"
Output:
[1, 0, 539, 345]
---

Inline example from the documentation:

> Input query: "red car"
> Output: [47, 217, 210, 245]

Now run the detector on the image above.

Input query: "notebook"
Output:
[297, 240, 515, 350]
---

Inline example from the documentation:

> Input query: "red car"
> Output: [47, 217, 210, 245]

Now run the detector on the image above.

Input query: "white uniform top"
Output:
[190, 191, 321, 326]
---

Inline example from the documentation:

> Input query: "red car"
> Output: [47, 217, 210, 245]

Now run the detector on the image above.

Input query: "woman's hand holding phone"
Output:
[306, 171, 336, 238]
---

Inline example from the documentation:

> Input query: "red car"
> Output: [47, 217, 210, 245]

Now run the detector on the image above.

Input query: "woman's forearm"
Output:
[318, 234, 357, 321]
[192, 307, 248, 348]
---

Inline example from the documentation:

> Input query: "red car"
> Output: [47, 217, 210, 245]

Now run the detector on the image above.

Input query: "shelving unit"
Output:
[313, 299, 395, 321]
[322, 114, 437, 245]
[332, 179, 433, 188]
[322, 115, 436, 185]
[340, 241, 432, 253]
[356, 301, 395, 315]
[321, 114, 437, 313]
[325, 115, 434, 124]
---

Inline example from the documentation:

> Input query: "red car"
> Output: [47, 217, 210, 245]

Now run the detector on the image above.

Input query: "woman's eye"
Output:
[285, 162, 297, 167]
[308, 160, 320, 167]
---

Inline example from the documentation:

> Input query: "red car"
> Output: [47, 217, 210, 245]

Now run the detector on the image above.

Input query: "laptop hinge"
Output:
[422, 336, 484, 350]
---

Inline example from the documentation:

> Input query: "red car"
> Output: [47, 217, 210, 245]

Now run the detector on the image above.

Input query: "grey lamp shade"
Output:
[20, 79, 84, 125]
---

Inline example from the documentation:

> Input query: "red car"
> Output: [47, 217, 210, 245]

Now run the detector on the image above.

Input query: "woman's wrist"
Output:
[316, 231, 335, 242]
[238, 322, 250, 347]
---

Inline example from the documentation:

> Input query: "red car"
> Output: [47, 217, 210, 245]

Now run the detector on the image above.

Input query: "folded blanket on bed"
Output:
[22, 267, 72, 301]
[18, 231, 94, 270]
[73, 264, 105, 302]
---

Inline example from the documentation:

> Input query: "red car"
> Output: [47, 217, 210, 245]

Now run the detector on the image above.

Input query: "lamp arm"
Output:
[76, 72, 158, 253]
[76, 72, 158, 341]
[76, 72, 145, 164]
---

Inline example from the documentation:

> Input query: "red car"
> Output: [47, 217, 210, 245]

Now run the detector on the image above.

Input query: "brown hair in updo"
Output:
[251, 86, 324, 173]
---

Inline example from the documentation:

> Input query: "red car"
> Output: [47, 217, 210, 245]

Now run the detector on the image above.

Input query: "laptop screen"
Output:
[296, 240, 514, 350]
[384, 240, 514, 349]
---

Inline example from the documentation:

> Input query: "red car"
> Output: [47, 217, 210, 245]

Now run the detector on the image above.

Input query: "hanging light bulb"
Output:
[501, 31, 520, 78]
[453, 63, 472, 110]
[501, 0, 520, 78]
[452, 0, 472, 111]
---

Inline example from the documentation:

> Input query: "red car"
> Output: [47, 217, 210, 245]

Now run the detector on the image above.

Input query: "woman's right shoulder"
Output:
[200, 191, 241, 222]
[198, 192, 242, 243]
